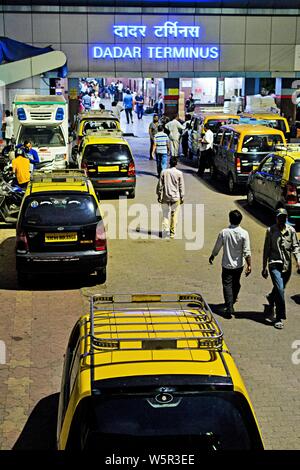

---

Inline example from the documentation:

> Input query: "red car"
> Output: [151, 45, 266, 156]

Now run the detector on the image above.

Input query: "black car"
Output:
[15, 171, 107, 284]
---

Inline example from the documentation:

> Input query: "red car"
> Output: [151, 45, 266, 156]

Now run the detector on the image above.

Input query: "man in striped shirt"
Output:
[152, 124, 170, 177]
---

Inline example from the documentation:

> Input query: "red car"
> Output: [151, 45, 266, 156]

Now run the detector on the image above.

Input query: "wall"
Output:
[0, 11, 300, 77]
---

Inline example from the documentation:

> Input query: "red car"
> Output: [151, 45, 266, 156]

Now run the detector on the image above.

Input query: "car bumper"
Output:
[284, 204, 300, 220]
[236, 174, 250, 185]
[16, 250, 107, 274]
[89, 176, 136, 192]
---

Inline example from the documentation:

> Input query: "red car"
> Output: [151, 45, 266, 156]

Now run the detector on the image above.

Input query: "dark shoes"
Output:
[223, 306, 234, 319]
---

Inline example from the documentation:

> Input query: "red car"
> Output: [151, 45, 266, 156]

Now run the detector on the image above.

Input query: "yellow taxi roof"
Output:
[77, 293, 235, 383]
[83, 135, 127, 146]
[204, 113, 240, 120]
[221, 124, 285, 135]
[29, 181, 91, 194]
[276, 151, 300, 161]
[242, 113, 286, 120]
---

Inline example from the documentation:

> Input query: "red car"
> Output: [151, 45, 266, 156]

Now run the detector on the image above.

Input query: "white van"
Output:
[13, 95, 68, 169]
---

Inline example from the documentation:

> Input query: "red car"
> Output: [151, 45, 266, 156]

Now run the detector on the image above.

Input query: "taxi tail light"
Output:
[16, 231, 29, 253]
[286, 184, 297, 204]
[236, 157, 241, 173]
[128, 162, 135, 176]
[95, 221, 107, 251]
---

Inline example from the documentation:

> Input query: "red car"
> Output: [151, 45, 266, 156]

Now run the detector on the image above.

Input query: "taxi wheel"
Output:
[247, 188, 256, 207]
[95, 268, 106, 285]
[210, 164, 217, 180]
[127, 189, 135, 199]
[227, 174, 236, 194]
[17, 271, 30, 287]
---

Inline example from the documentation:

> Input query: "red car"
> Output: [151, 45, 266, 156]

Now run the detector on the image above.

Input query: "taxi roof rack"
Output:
[84, 293, 224, 356]
[275, 143, 300, 153]
[30, 169, 89, 187]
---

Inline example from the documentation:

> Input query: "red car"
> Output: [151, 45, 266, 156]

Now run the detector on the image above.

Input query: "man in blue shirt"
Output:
[152, 125, 170, 177]
[123, 89, 134, 124]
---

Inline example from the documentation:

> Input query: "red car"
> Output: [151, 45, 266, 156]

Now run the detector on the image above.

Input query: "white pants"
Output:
[169, 138, 180, 157]
[162, 201, 180, 235]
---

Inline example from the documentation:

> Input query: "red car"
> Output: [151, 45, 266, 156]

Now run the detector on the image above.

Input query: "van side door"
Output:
[221, 130, 233, 177]
[267, 156, 285, 210]
[253, 155, 275, 205]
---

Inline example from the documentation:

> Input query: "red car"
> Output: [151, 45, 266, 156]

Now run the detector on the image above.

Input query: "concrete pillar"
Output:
[164, 78, 179, 119]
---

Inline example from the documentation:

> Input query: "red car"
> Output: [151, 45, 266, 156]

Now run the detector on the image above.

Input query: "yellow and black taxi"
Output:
[74, 110, 121, 145]
[247, 144, 300, 226]
[77, 130, 136, 198]
[57, 293, 264, 451]
[240, 113, 290, 141]
[188, 113, 240, 158]
[212, 124, 286, 193]
[15, 170, 107, 285]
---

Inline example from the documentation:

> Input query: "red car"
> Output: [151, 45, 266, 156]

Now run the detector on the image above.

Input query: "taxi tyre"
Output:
[127, 189, 135, 199]
[247, 188, 257, 207]
[95, 267, 106, 284]
[227, 173, 237, 194]
[210, 163, 217, 180]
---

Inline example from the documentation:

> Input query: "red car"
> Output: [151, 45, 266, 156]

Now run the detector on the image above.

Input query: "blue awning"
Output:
[0, 37, 67, 77]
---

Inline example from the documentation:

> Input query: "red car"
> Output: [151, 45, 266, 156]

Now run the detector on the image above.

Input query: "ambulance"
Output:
[13, 95, 69, 168]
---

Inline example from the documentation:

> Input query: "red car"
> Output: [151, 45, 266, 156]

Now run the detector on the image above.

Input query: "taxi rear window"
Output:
[78, 392, 262, 450]
[242, 134, 283, 152]
[23, 194, 99, 226]
[290, 162, 300, 182]
[84, 144, 131, 162]
[206, 119, 239, 133]
[82, 120, 118, 133]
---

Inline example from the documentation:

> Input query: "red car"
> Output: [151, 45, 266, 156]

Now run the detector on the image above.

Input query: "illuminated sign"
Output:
[92, 21, 219, 60]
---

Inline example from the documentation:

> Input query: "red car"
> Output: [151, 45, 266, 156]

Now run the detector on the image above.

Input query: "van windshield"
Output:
[23, 194, 98, 226]
[77, 392, 262, 451]
[19, 126, 66, 147]
[290, 162, 300, 182]
[242, 134, 283, 152]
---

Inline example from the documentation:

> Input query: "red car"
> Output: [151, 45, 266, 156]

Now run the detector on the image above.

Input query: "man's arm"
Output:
[243, 232, 252, 276]
[291, 229, 300, 269]
[262, 228, 270, 278]
[209, 232, 223, 264]
[178, 172, 184, 202]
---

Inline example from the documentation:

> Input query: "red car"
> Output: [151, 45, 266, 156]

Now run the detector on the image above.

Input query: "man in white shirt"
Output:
[165, 115, 185, 158]
[157, 157, 185, 239]
[197, 124, 214, 176]
[209, 210, 252, 318]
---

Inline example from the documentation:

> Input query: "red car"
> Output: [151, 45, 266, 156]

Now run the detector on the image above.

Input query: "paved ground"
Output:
[0, 129, 300, 450]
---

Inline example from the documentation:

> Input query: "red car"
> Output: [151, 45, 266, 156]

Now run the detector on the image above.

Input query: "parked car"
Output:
[76, 131, 136, 198]
[57, 292, 264, 451]
[247, 145, 300, 226]
[188, 113, 240, 159]
[211, 124, 286, 193]
[15, 170, 107, 285]
[240, 113, 290, 141]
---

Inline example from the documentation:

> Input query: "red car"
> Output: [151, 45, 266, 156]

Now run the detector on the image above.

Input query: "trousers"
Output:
[221, 267, 244, 311]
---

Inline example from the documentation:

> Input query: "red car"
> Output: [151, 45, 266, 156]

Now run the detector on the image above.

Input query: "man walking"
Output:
[152, 124, 170, 177]
[262, 208, 300, 329]
[123, 89, 134, 124]
[209, 210, 251, 318]
[198, 123, 214, 176]
[149, 114, 159, 160]
[165, 114, 185, 158]
[157, 157, 184, 239]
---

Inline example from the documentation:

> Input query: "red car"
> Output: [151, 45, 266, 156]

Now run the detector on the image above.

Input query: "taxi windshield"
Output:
[242, 134, 283, 152]
[23, 194, 99, 226]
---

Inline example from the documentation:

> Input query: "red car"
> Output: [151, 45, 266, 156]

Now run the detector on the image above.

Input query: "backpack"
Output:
[153, 102, 159, 114]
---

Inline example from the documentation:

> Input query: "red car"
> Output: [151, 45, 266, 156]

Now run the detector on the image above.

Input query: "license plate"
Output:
[98, 165, 119, 172]
[45, 232, 77, 242]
